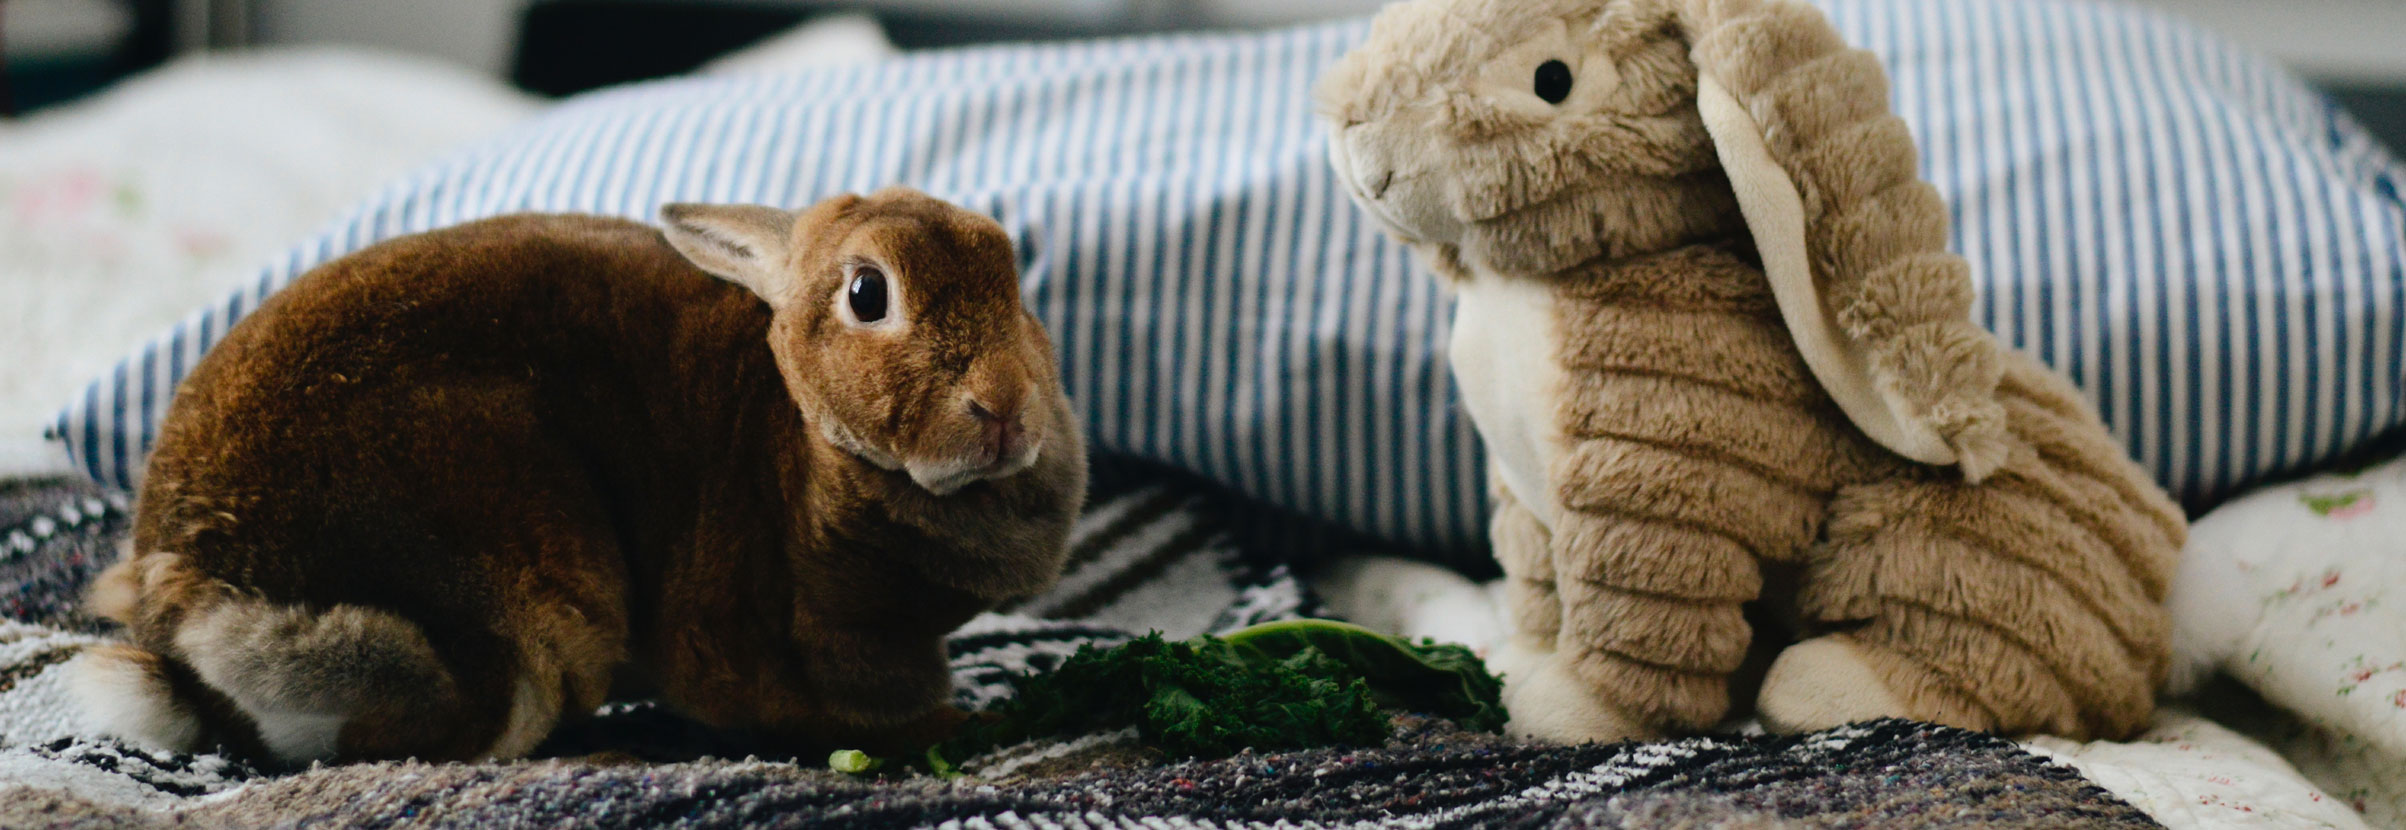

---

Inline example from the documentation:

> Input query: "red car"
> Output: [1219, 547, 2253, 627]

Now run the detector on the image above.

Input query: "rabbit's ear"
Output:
[661, 203, 800, 306]
[1681, 0, 2011, 479]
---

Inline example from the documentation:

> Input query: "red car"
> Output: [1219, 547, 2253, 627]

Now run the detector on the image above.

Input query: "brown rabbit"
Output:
[68, 188, 1087, 764]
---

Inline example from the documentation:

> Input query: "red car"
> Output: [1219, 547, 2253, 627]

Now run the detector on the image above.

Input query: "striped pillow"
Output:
[50, 0, 2406, 564]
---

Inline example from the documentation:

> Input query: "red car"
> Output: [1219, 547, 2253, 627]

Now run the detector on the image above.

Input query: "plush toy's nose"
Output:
[1329, 127, 1400, 207]
[1326, 126, 1464, 246]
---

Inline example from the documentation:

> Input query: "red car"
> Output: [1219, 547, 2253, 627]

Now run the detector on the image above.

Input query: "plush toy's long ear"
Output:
[1680, 0, 2011, 480]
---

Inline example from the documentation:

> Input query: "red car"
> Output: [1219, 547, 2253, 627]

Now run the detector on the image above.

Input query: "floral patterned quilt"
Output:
[2167, 445, 2406, 827]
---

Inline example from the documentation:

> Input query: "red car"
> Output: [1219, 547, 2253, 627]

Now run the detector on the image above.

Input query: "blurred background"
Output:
[4, 0, 2403, 148]
[0, 0, 2401, 475]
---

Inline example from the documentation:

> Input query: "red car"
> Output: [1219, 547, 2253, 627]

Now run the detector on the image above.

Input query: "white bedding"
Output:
[0, 48, 538, 474]
[2166, 450, 2406, 827]
[2029, 708, 2373, 829]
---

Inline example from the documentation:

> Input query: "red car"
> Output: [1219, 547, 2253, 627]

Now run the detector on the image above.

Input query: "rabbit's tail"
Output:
[68, 641, 215, 754]
[73, 554, 222, 754]
[71, 554, 460, 763]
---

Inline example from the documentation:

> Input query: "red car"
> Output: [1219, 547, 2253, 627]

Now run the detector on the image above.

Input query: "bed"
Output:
[2, 2, 2402, 827]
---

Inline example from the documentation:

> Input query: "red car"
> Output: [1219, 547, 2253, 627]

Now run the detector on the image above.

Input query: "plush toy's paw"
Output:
[1492, 641, 1650, 743]
[1486, 637, 1548, 685]
[1755, 635, 1911, 733]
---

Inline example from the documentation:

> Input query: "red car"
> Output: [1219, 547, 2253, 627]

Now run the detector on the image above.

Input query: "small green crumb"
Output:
[925, 746, 962, 779]
[828, 749, 881, 774]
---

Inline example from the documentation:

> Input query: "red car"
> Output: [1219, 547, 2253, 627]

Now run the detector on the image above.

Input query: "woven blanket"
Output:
[0, 471, 2159, 828]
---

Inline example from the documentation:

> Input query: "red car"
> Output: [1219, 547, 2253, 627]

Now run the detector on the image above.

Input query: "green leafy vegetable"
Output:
[1216, 619, 1509, 734]
[923, 619, 1505, 772]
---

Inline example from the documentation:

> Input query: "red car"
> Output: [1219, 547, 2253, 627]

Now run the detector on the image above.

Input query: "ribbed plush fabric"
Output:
[49, 0, 2406, 559]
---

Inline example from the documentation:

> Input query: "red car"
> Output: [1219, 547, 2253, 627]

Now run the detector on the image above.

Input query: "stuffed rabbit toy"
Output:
[1318, 0, 2184, 741]
[72, 189, 1086, 763]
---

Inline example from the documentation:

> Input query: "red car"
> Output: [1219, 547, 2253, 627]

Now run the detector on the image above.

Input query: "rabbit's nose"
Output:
[968, 397, 1017, 428]
[968, 398, 1026, 461]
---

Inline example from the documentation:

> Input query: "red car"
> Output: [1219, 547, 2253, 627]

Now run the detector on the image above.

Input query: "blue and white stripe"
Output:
[1830, 0, 2406, 506]
[49, 0, 2406, 562]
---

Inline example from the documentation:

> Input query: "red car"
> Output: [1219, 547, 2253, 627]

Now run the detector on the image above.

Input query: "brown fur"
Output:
[79, 189, 1086, 763]
[1319, 0, 2183, 740]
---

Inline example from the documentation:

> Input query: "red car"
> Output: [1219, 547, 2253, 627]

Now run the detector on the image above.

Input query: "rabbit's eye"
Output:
[847, 268, 889, 323]
[1534, 59, 1573, 105]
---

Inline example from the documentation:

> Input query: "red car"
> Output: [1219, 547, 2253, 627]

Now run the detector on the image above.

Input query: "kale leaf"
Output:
[920, 619, 1505, 773]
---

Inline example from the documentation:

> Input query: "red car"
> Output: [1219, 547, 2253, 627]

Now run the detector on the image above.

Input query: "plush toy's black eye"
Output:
[848, 268, 889, 323]
[1534, 59, 1573, 104]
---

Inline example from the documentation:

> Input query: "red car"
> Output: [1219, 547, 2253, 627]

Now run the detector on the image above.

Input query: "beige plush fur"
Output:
[1318, 0, 2184, 741]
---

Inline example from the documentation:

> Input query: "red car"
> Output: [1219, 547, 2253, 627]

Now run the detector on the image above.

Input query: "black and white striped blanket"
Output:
[0, 468, 2158, 828]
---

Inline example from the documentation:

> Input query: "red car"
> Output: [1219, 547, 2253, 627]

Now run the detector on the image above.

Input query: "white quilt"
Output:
[0, 49, 538, 475]
[2166, 450, 2406, 828]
